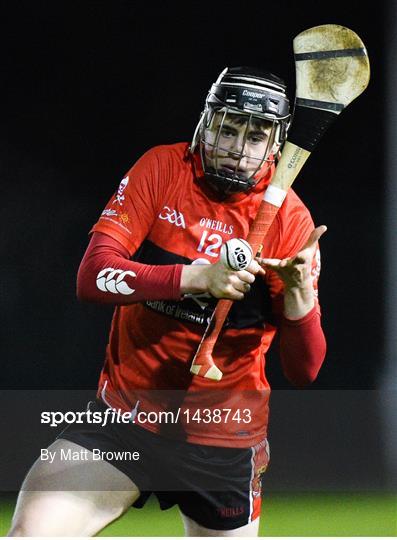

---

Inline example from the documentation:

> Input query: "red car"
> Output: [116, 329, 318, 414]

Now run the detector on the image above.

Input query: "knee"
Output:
[7, 521, 30, 537]
[7, 516, 55, 537]
[7, 506, 59, 537]
[8, 517, 99, 537]
[7, 506, 124, 537]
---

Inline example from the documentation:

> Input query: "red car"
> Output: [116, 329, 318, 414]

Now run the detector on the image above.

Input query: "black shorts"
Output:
[58, 399, 269, 531]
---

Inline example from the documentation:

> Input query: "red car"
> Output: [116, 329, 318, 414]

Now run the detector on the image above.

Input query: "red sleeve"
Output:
[257, 190, 326, 385]
[77, 232, 183, 305]
[279, 305, 326, 387]
[90, 146, 171, 256]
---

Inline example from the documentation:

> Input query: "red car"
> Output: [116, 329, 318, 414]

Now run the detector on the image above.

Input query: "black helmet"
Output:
[191, 66, 290, 194]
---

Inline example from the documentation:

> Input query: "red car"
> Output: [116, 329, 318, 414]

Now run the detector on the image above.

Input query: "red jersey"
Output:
[90, 142, 321, 448]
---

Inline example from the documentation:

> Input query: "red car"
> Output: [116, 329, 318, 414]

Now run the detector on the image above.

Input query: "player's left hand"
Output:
[256, 225, 327, 290]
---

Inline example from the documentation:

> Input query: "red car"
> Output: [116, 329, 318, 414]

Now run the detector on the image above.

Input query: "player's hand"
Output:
[256, 225, 326, 290]
[204, 258, 266, 300]
[180, 259, 265, 300]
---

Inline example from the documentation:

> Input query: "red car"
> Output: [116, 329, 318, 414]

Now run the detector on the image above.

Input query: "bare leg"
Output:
[8, 439, 140, 537]
[180, 511, 260, 537]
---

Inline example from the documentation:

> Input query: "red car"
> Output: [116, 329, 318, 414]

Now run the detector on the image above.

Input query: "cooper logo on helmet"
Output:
[242, 89, 265, 99]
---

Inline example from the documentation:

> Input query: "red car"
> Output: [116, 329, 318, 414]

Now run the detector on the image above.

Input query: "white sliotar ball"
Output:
[220, 238, 253, 271]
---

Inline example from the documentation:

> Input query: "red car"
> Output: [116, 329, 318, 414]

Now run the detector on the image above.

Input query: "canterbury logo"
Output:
[96, 268, 136, 295]
[158, 206, 186, 228]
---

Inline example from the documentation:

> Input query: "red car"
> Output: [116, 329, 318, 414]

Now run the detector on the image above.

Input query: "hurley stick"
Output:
[190, 24, 370, 381]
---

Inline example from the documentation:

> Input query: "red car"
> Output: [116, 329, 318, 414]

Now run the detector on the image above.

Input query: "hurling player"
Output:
[9, 67, 326, 537]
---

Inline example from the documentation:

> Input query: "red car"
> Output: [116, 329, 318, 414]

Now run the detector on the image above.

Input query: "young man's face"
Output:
[203, 111, 275, 179]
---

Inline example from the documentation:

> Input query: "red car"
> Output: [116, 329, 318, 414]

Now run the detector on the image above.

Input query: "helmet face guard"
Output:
[191, 67, 291, 194]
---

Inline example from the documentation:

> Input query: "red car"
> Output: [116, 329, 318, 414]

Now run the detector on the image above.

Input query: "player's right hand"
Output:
[202, 258, 265, 300]
[180, 258, 265, 300]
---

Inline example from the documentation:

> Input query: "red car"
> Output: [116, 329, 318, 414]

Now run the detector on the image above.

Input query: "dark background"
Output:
[0, 1, 385, 391]
[1, 0, 395, 495]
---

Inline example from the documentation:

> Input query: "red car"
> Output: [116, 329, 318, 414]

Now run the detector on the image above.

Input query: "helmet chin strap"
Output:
[198, 154, 275, 197]
[203, 169, 256, 195]
[190, 147, 275, 199]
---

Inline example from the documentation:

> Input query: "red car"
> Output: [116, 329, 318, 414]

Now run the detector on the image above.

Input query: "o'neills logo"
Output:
[242, 89, 265, 99]
[217, 506, 244, 518]
[199, 217, 233, 235]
